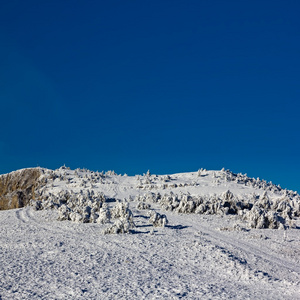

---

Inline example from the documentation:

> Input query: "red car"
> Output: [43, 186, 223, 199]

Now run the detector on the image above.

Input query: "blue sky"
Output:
[0, 0, 299, 191]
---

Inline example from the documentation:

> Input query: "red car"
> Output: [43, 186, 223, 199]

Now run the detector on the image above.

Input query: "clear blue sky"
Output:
[0, 0, 299, 191]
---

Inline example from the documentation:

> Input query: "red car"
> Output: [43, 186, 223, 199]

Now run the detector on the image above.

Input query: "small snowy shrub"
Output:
[176, 195, 196, 213]
[69, 211, 83, 223]
[29, 199, 42, 211]
[137, 202, 151, 210]
[97, 203, 111, 224]
[242, 205, 285, 229]
[104, 217, 132, 234]
[57, 204, 70, 221]
[222, 190, 234, 201]
[197, 168, 203, 177]
[149, 211, 168, 227]
[111, 201, 135, 227]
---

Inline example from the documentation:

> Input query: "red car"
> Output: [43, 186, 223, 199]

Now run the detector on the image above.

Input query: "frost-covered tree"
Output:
[104, 217, 132, 234]
[111, 201, 135, 227]
[149, 211, 168, 227]
[97, 203, 111, 224]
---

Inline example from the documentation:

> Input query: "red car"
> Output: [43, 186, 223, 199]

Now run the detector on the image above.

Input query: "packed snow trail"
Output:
[181, 213, 300, 274]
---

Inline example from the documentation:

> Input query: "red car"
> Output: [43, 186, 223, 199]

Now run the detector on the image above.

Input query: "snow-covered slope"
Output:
[0, 166, 299, 299]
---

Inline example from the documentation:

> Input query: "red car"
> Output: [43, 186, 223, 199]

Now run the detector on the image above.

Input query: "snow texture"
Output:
[0, 166, 300, 299]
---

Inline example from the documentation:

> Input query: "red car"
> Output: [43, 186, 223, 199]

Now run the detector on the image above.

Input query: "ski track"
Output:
[173, 214, 300, 283]
[190, 218, 300, 274]
[15, 209, 29, 223]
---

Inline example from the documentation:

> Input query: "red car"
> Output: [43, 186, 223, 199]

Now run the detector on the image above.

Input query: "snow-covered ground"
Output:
[0, 166, 299, 299]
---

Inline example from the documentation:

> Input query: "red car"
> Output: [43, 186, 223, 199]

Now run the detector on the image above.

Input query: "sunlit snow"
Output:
[0, 166, 299, 299]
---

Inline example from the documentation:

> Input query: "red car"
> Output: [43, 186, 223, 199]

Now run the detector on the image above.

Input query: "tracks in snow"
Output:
[176, 214, 300, 282]
[15, 208, 30, 223]
[198, 222, 300, 274]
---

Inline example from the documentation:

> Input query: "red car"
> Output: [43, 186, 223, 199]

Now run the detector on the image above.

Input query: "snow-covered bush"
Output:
[57, 204, 70, 221]
[137, 202, 151, 210]
[97, 203, 111, 224]
[29, 184, 107, 223]
[241, 206, 285, 229]
[69, 211, 84, 223]
[103, 201, 135, 234]
[197, 168, 203, 177]
[111, 201, 135, 228]
[149, 211, 168, 227]
[30, 199, 42, 211]
[135, 189, 299, 229]
[104, 217, 132, 234]
[176, 195, 197, 214]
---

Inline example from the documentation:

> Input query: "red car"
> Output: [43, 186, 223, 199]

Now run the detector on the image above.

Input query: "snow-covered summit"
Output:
[19, 166, 298, 230]
[1, 166, 300, 299]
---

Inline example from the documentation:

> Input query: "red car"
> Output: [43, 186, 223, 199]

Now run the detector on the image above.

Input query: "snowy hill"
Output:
[0, 166, 300, 299]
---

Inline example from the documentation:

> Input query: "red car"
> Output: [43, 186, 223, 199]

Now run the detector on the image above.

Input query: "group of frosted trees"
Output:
[135, 189, 299, 229]
[29, 166, 300, 231]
